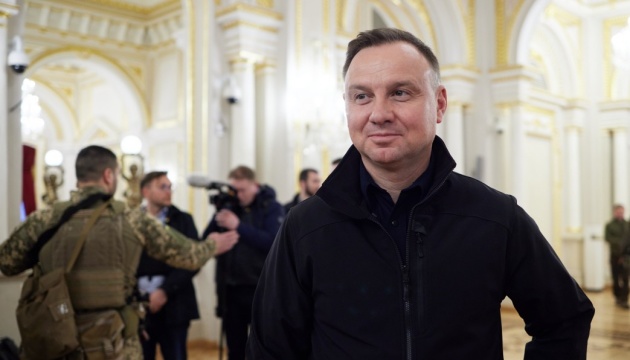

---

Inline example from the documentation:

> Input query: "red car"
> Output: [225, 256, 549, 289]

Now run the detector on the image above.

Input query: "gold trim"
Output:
[220, 20, 279, 33]
[369, 0, 403, 30]
[405, 0, 438, 55]
[215, 3, 283, 20]
[185, 0, 194, 208]
[202, 0, 210, 175]
[324, 0, 330, 36]
[460, 0, 476, 65]
[336, 0, 345, 32]
[82, 0, 178, 15]
[256, 0, 274, 8]
[495, 0, 526, 66]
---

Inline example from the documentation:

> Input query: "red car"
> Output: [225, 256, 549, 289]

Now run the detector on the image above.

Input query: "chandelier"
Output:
[611, 17, 630, 70]
[20, 79, 45, 140]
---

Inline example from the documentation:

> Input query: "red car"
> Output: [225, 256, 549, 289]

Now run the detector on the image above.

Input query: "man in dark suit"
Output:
[137, 171, 201, 360]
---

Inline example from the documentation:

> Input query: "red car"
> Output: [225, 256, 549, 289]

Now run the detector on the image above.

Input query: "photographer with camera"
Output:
[201, 166, 284, 360]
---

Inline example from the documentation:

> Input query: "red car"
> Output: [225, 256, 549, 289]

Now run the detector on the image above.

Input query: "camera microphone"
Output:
[187, 174, 232, 190]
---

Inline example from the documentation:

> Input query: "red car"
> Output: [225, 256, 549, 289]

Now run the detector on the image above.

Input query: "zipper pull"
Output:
[416, 233, 424, 258]
[412, 221, 426, 259]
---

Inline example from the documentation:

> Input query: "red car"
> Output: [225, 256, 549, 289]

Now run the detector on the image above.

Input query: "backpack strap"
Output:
[65, 198, 112, 274]
[26, 193, 113, 265]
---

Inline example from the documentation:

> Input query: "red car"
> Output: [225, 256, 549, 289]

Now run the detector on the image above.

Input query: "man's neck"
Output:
[363, 157, 430, 204]
[146, 202, 166, 216]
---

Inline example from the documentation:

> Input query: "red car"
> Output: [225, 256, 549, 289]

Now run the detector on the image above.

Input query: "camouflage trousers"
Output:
[122, 336, 142, 360]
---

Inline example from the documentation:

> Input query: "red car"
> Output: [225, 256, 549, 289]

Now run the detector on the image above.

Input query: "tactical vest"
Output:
[38, 199, 142, 310]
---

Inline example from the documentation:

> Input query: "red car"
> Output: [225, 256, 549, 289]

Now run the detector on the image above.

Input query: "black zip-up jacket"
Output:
[247, 137, 594, 359]
[136, 205, 201, 325]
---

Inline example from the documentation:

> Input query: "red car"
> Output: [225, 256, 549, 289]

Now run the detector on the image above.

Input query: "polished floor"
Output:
[179, 289, 630, 359]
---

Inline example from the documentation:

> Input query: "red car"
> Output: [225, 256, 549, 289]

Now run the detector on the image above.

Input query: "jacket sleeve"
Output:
[0, 209, 53, 276]
[246, 212, 312, 359]
[505, 198, 594, 360]
[160, 212, 200, 297]
[237, 201, 284, 251]
[131, 209, 215, 271]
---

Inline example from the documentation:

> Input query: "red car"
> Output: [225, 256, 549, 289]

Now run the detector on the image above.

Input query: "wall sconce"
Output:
[42, 149, 64, 206]
[120, 135, 144, 208]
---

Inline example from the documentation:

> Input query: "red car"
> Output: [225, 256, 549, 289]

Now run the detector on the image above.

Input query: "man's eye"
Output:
[393, 90, 407, 97]
[354, 94, 370, 104]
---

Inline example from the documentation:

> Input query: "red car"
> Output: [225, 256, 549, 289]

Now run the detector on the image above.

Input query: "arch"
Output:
[512, 0, 552, 65]
[529, 20, 579, 97]
[422, 0, 469, 65]
[25, 47, 149, 132]
[32, 80, 77, 142]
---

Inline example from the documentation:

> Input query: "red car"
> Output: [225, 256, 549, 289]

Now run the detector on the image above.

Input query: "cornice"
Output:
[216, 2, 283, 21]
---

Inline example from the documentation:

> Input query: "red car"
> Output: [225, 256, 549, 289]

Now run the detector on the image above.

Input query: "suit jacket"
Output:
[136, 205, 200, 326]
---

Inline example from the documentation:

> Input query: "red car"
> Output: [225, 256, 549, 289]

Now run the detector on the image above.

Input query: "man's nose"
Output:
[368, 97, 393, 124]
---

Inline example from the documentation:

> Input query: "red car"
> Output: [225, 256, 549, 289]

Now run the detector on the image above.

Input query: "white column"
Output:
[565, 126, 582, 229]
[256, 63, 289, 191]
[1, 5, 23, 239]
[510, 105, 526, 201]
[444, 102, 466, 174]
[612, 128, 629, 206]
[229, 59, 256, 169]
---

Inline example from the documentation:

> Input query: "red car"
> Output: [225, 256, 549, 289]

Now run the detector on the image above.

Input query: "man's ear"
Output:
[435, 85, 448, 124]
[103, 167, 115, 186]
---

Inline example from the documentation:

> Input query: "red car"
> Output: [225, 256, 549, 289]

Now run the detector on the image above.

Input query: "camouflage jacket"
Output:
[0, 186, 216, 276]
[605, 218, 628, 258]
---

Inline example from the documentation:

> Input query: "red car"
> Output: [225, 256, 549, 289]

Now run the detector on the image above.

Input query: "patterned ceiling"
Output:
[84, 0, 178, 12]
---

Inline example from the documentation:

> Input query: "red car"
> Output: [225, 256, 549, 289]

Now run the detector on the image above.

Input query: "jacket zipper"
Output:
[367, 215, 413, 359]
[365, 171, 450, 359]
[402, 264, 412, 360]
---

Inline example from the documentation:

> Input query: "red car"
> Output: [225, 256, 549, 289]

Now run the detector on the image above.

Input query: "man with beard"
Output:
[137, 171, 202, 360]
[283, 168, 321, 214]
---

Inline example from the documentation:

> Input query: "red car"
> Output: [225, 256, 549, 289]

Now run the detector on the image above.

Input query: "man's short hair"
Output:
[332, 158, 342, 166]
[613, 204, 625, 210]
[299, 168, 318, 182]
[75, 145, 118, 182]
[229, 165, 256, 181]
[141, 171, 168, 189]
[342, 28, 440, 87]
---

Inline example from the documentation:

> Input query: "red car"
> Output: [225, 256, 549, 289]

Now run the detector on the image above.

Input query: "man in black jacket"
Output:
[202, 166, 284, 360]
[247, 28, 594, 359]
[283, 168, 321, 214]
[137, 171, 201, 360]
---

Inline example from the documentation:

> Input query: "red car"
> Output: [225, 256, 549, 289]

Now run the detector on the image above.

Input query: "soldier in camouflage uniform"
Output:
[0, 145, 239, 359]
[605, 204, 629, 309]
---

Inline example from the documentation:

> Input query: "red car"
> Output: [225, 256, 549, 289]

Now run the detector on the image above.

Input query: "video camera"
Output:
[187, 175, 241, 213]
[208, 182, 240, 213]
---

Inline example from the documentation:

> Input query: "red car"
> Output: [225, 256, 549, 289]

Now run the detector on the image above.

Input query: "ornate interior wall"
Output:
[1, 0, 629, 343]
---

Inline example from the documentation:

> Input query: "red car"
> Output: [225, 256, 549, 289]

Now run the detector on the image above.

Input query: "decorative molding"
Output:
[25, 0, 183, 48]
[216, 2, 283, 20]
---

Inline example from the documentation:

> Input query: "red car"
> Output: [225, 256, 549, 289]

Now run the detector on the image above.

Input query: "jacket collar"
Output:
[317, 136, 456, 219]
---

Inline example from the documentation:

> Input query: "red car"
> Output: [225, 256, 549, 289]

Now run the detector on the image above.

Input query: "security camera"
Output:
[7, 36, 29, 74]
[222, 76, 241, 105]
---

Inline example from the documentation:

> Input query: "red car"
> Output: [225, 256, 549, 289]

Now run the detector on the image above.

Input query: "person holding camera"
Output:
[201, 165, 284, 360]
